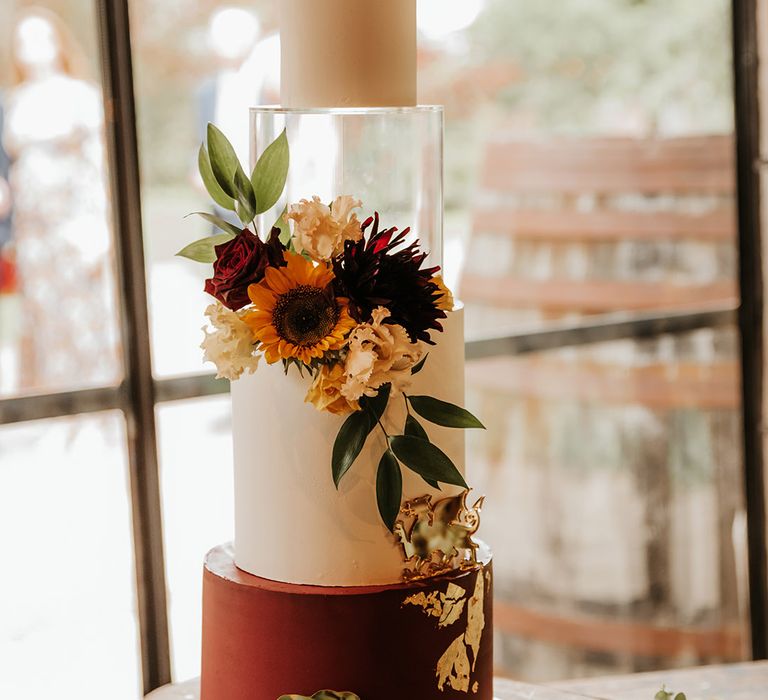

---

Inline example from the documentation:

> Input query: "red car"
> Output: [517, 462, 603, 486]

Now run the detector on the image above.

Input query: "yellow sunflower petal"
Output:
[248, 284, 277, 310]
[264, 266, 293, 295]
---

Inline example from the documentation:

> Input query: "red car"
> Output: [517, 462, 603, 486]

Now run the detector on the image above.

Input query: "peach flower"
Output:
[341, 307, 423, 401]
[288, 194, 362, 262]
[200, 302, 260, 380]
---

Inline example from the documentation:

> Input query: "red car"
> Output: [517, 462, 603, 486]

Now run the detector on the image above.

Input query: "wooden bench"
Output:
[462, 134, 737, 321]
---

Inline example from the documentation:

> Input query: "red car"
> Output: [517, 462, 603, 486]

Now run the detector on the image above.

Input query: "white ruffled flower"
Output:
[200, 302, 260, 381]
[288, 194, 363, 262]
[341, 307, 423, 401]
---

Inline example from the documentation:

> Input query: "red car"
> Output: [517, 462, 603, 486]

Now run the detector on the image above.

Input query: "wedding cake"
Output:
[179, 2, 494, 697]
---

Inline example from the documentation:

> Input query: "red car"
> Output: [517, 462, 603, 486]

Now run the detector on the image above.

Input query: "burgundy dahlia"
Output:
[204, 227, 286, 310]
[332, 213, 446, 344]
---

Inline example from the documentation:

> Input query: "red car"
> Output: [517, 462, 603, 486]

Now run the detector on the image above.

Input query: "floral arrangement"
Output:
[180, 124, 484, 529]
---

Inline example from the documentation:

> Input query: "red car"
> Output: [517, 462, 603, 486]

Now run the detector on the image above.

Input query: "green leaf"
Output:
[361, 383, 391, 424]
[404, 415, 440, 490]
[251, 128, 290, 214]
[408, 395, 485, 429]
[176, 232, 235, 263]
[186, 212, 243, 237]
[332, 410, 374, 488]
[207, 123, 241, 198]
[376, 449, 403, 530]
[234, 166, 257, 222]
[273, 206, 291, 246]
[411, 353, 429, 375]
[198, 144, 235, 211]
[389, 435, 467, 488]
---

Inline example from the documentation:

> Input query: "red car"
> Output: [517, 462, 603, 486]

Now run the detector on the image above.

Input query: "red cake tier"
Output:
[201, 544, 493, 699]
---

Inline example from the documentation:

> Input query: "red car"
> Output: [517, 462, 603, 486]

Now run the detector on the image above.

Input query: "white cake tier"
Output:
[232, 306, 466, 586]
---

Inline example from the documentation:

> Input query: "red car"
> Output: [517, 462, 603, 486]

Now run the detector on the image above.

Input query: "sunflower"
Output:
[244, 252, 356, 365]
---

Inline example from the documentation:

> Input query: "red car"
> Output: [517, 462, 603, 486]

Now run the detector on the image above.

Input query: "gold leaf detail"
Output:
[403, 582, 468, 628]
[436, 635, 471, 691]
[465, 570, 486, 672]
[403, 590, 443, 619]
[439, 582, 467, 628]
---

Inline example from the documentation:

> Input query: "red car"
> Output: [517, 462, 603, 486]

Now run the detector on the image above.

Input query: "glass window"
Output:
[468, 325, 748, 679]
[130, 1, 279, 379]
[429, 0, 736, 336]
[156, 394, 233, 680]
[0, 2, 122, 398]
[0, 412, 140, 699]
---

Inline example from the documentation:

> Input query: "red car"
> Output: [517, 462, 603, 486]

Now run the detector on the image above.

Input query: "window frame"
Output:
[0, 0, 762, 691]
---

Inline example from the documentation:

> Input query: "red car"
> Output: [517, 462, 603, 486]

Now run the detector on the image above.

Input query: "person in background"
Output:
[4, 7, 119, 392]
[195, 8, 261, 229]
[0, 96, 14, 293]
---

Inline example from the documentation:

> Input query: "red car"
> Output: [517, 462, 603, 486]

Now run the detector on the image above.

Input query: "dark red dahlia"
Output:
[205, 226, 286, 310]
[332, 213, 446, 344]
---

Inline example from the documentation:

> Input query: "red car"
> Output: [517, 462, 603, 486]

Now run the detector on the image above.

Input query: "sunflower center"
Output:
[273, 285, 339, 347]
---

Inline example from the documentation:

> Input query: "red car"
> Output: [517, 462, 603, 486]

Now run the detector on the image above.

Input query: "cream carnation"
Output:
[288, 194, 362, 262]
[201, 302, 260, 381]
[341, 307, 423, 401]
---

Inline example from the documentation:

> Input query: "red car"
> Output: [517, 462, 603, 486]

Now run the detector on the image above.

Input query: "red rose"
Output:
[204, 227, 286, 310]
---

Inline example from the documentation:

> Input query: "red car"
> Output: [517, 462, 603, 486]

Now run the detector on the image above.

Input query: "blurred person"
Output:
[0, 94, 14, 291]
[198, 7, 261, 166]
[3, 8, 119, 391]
[195, 7, 261, 231]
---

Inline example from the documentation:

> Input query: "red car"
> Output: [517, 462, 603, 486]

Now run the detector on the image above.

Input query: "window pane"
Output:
[0, 412, 141, 699]
[468, 325, 748, 679]
[156, 394, 233, 680]
[130, 2, 279, 379]
[441, 0, 737, 337]
[0, 2, 122, 397]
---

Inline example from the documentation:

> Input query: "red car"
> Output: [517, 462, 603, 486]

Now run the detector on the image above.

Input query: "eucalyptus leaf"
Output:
[273, 206, 291, 246]
[207, 123, 240, 198]
[175, 232, 235, 263]
[252, 128, 290, 214]
[376, 449, 403, 530]
[198, 144, 235, 211]
[234, 166, 257, 222]
[332, 410, 374, 488]
[408, 395, 485, 429]
[404, 414, 428, 440]
[186, 211, 243, 237]
[404, 415, 440, 490]
[411, 353, 429, 375]
[389, 435, 467, 488]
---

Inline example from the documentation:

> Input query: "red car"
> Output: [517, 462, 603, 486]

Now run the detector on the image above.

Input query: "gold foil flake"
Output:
[465, 570, 485, 672]
[472, 681, 479, 693]
[394, 490, 485, 581]
[403, 590, 442, 619]
[439, 583, 467, 628]
[402, 582, 467, 628]
[436, 635, 471, 692]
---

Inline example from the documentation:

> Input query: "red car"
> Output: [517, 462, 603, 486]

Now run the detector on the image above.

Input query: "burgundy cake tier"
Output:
[201, 544, 493, 699]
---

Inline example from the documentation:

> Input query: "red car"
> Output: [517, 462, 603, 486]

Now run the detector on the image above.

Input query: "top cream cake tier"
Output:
[232, 305, 466, 586]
